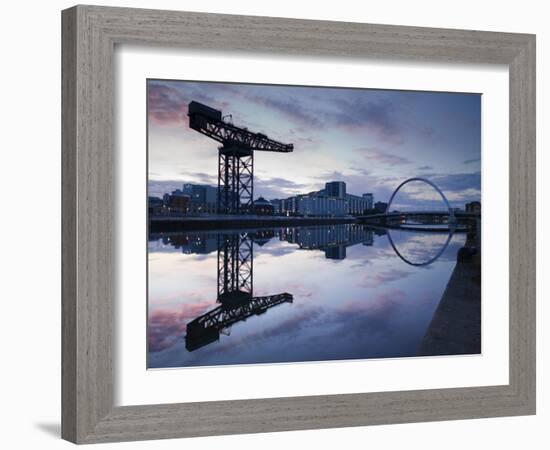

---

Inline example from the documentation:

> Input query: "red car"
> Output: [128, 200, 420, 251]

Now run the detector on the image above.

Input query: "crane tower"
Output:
[185, 232, 293, 351]
[187, 101, 294, 214]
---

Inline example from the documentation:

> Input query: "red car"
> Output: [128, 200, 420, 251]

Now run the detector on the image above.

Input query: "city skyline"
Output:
[148, 79, 481, 210]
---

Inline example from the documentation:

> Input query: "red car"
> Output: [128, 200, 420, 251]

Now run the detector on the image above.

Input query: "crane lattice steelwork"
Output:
[185, 232, 293, 351]
[185, 293, 293, 351]
[217, 233, 253, 304]
[187, 101, 294, 214]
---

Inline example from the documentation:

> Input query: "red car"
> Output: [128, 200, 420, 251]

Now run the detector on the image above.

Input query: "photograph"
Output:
[146, 80, 482, 369]
[2, 1, 541, 447]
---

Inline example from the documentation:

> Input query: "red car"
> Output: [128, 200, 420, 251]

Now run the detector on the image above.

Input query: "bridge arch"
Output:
[386, 228, 454, 267]
[385, 177, 452, 216]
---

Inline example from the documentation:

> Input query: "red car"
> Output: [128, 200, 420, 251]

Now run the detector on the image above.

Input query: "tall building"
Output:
[185, 184, 217, 204]
[181, 183, 218, 214]
[323, 182, 373, 215]
[325, 181, 346, 198]
[362, 193, 374, 210]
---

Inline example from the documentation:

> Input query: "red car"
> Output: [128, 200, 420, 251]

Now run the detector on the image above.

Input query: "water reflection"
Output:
[386, 228, 454, 266]
[186, 232, 293, 351]
[147, 224, 468, 368]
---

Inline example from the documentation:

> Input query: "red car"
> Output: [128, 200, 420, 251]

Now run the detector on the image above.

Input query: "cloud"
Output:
[147, 83, 188, 127]
[148, 174, 315, 202]
[418, 165, 433, 171]
[339, 288, 407, 315]
[249, 89, 404, 143]
[355, 148, 411, 166]
[328, 96, 402, 143]
[254, 177, 311, 199]
[148, 172, 218, 197]
[148, 180, 185, 198]
[245, 94, 324, 129]
[178, 171, 217, 185]
[420, 126, 435, 138]
[148, 301, 213, 352]
[463, 157, 481, 164]
[251, 307, 326, 341]
[359, 269, 412, 288]
[147, 81, 234, 127]
[431, 172, 481, 193]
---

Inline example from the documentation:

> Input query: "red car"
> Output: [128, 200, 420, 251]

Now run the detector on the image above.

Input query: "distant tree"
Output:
[362, 208, 378, 215]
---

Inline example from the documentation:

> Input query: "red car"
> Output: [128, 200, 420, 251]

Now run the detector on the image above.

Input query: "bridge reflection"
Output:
[385, 228, 455, 267]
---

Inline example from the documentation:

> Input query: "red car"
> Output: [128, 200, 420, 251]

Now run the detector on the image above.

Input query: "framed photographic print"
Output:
[62, 5, 536, 444]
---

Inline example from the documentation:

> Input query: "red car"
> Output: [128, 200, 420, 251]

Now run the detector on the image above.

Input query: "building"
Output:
[279, 196, 301, 216]
[325, 181, 346, 198]
[374, 201, 388, 213]
[362, 193, 374, 210]
[183, 184, 217, 204]
[465, 201, 481, 214]
[166, 193, 189, 215]
[346, 193, 372, 215]
[182, 184, 218, 215]
[164, 233, 218, 254]
[148, 196, 164, 216]
[295, 194, 347, 217]
[325, 246, 346, 260]
[276, 181, 374, 217]
[324, 182, 373, 215]
[252, 197, 274, 215]
[270, 199, 282, 214]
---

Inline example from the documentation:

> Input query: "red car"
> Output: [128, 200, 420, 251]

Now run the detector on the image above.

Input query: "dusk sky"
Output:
[147, 79, 481, 209]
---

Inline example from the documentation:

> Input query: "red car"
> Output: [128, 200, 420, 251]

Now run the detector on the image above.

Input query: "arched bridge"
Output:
[359, 177, 480, 229]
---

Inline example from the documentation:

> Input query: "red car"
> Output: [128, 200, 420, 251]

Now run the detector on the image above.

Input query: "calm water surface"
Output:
[147, 224, 466, 368]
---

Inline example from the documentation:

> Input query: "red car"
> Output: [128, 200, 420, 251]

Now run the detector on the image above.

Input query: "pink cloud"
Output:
[358, 269, 412, 288]
[339, 288, 407, 314]
[148, 300, 212, 352]
[354, 147, 411, 166]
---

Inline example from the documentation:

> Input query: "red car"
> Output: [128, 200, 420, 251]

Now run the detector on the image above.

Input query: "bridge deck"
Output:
[359, 211, 480, 220]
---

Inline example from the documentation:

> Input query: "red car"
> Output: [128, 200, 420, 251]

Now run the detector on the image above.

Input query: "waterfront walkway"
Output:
[417, 237, 481, 356]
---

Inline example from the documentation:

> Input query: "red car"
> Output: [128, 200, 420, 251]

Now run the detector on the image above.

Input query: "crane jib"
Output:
[187, 101, 294, 152]
[187, 100, 294, 214]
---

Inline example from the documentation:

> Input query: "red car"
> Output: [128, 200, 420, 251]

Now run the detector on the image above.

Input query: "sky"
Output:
[147, 79, 481, 210]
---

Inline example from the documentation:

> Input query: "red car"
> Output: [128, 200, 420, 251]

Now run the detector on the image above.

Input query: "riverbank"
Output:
[149, 215, 357, 231]
[417, 234, 481, 356]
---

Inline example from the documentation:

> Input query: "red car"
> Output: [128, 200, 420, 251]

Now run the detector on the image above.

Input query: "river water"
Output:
[147, 223, 466, 369]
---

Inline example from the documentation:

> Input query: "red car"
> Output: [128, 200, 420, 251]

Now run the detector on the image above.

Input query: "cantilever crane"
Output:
[185, 232, 293, 351]
[185, 293, 293, 351]
[187, 101, 294, 214]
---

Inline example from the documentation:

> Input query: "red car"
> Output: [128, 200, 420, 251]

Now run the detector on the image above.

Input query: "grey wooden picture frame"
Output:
[61, 4, 536, 444]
